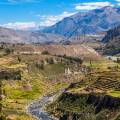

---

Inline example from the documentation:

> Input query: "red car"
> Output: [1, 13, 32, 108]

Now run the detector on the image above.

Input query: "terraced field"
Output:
[0, 44, 120, 120]
[92, 76, 120, 91]
[46, 60, 120, 120]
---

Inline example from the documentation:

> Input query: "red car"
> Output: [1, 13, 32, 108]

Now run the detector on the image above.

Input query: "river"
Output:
[27, 93, 60, 120]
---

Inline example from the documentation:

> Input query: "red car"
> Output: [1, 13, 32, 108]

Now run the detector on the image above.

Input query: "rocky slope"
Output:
[43, 6, 120, 37]
[102, 25, 120, 55]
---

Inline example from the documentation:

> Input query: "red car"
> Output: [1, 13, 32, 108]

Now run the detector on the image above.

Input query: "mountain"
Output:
[0, 27, 66, 44]
[102, 25, 120, 55]
[43, 6, 120, 37]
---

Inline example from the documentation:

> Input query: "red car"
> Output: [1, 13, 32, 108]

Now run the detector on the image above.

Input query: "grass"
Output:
[45, 59, 120, 120]
[2, 75, 48, 120]
[0, 53, 70, 120]
[39, 63, 65, 77]
[83, 60, 120, 70]
[0, 47, 120, 120]
[107, 90, 120, 98]
[46, 94, 90, 115]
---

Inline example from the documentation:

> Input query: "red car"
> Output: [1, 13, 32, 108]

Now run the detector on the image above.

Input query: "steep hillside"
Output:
[14, 44, 101, 60]
[102, 25, 120, 55]
[43, 6, 120, 37]
[0, 27, 65, 44]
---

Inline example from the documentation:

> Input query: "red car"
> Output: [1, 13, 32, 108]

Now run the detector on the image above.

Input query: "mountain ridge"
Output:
[0, 26, 66, 44]
[43, 6, 120, 37]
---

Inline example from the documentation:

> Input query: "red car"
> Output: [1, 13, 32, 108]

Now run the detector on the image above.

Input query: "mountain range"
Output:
[43, 6, 120, 37]
[0, 6, 120, 46]
[0, 27, 66, 44]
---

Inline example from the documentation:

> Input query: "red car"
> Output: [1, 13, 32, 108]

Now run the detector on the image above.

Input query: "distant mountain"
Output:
[43, 6, 120, 37]
[102, 25, 120, 55]
[0, 27, 66, 44]
[26, 26, 46, 32]
[68, 34, 105, 44]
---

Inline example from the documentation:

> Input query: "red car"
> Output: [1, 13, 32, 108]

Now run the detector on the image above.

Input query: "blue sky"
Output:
[0, 0, 120, 30]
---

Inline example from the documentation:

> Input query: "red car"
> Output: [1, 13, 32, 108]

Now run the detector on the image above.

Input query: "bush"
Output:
[48, 58, 54, 64]
[41, 51, 49, 55]
[4, 48, 13, 55]
[18, 56, 21, 63]
[0, 116, 6, 120]
[58, 55, 83, 64]
[35, 61, 44, 70]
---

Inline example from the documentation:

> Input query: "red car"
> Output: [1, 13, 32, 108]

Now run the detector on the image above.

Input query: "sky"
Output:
[0, 0, 120, 30]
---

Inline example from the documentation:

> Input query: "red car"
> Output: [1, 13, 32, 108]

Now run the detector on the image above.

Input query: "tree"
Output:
[48, 58, 54, 64]
[18, 56, 21, 63]
[4, 48, 13, 55]
[35, 61, 44, 70]
[41, 51, 49, 55]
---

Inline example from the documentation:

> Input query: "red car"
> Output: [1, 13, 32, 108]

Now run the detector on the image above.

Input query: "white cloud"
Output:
[38, 12, 76, 27]
[0, 22, 38, 30]
[1, 12, 76, 29]
[116, 0, 120, 6]
[116, 0, 120, 2]
[0, 0, 39, 5]
[7, 0, 37, 2]
[75, 2, 114, 11]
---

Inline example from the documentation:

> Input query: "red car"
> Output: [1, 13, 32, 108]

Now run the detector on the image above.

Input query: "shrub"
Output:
[48, 58, 54, 64]
[18, 56, 21, 63]
[4, 48, 13, 55]
[58, 55, 83, 64]
[41, 51, 49, 55]
[35, 61, 44, 70]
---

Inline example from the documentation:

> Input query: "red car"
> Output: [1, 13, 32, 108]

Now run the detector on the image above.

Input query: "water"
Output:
[27, 95, 58, 120]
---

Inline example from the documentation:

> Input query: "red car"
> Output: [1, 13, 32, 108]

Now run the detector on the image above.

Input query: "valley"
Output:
[0, 43, 120, 120]
[0, 4, 120, 120]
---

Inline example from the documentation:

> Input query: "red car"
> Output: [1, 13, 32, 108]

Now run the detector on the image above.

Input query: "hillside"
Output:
[13, 44, 101, 60]
[102, 25, 120, 55]
[0, 44, 120, 120]
[0, 44, 102, 119]
[0, 27, 66, 44]
[43, 6, 120, 37]
[46, 61, 120, 120]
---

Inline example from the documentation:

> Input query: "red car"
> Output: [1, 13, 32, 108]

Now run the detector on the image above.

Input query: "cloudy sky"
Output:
[0, 0, 119, 30]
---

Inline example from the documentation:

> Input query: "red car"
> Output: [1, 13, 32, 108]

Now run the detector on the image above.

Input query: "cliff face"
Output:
[87, 94, 120, 113]
[60, 93, 120, 113]
[52, 92, 120, 120]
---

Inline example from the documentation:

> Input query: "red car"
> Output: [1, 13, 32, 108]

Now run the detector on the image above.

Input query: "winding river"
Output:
[27, 93, 60, 120]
